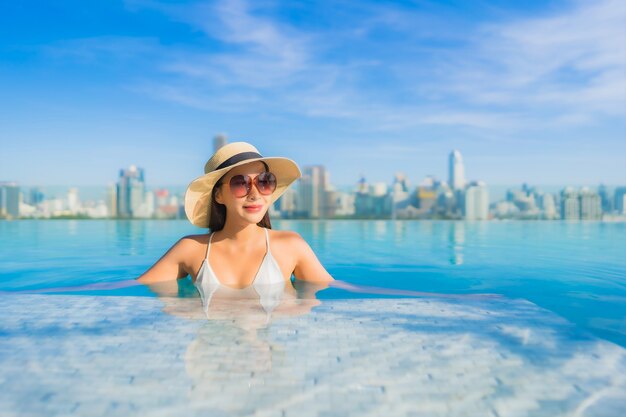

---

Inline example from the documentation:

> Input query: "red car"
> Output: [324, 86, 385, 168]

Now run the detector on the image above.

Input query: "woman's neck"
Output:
[217, 221, 263, 243]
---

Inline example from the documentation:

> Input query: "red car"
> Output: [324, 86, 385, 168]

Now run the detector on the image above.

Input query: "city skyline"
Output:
[1, 0, 625, 186]
[4, 146, 625, 221]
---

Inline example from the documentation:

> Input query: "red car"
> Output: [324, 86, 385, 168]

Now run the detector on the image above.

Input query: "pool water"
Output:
[1, 220, 625, 345]
[0, 220, 625, 416]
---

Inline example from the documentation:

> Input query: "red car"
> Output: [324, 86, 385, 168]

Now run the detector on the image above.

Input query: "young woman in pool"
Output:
[137, 142, 334, 291]
[5, 142, 497, 301]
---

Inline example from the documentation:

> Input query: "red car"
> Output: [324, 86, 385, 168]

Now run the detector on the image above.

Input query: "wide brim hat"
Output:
[184, 142, 301, 228]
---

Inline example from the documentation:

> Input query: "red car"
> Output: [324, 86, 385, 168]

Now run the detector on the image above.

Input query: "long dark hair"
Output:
[207, 162, 272, 232]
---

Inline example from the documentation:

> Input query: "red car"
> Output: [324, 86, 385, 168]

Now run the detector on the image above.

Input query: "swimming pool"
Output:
[1, 220, 625, 415]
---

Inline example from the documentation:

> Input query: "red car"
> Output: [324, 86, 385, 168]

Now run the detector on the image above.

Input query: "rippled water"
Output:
[0, 220, 625, 347]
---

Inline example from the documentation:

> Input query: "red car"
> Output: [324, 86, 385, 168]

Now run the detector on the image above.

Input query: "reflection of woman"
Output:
[137, 142, 334, 301]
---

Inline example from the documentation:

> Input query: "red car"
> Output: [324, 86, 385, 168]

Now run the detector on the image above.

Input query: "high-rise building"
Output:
[391, 173, 410, 219]
[416, 176, 437, 212]
[214, 134, 227, 153]
[116, 165, 146, 218]
[598, 184, 613, 213]
[0, 182, 20, 219]
[615, 187, 626, 215]
[560, 187, 580, 220]
[107, 184, 117, 218]
[580, 187, 602, 220]
[464, 181, 489, 220]
[541, 193, 558, 219]
[354, 176, 370, 217]
[448, 150, 466, 191]
[297, 165, 329, 218]
[276, 186, 297, 218]
[29, 187, 45, 206]
[67, 188, 80, 214]
[370, 182, 390, 217]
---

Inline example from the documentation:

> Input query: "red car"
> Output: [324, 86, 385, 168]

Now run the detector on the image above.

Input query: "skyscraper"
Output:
[615, 187, 626, 214]
[116, 165, 145, 218]
[580, 187, 602, 220]
[298, 165, 329, 218]
[448, 150, 466, 191]
[464, 181, 489, 220]
[67, 188, 80, 214]
[214, 134, 227, 153]
[560, 187, 580, 220]
[0, 182, 20, 219]
[598, 184, 613, 213]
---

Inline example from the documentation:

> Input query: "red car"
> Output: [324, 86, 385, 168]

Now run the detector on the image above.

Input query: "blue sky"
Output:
[1, 0, 625, 188]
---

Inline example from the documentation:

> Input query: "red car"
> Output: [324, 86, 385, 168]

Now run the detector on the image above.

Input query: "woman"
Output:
[7, 142, 496, 301]
[137, 142, 334, 293]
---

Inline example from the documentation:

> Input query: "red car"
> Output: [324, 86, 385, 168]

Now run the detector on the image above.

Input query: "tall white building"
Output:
[542, 193, 557, 219]
[448, 150, 466, 191]
[67, 188, 80, 214]
[580, 187, 601, 220]
[464, 181, 489, 220]
[561, 187, 580, 220]
[298, 166, 330, 218]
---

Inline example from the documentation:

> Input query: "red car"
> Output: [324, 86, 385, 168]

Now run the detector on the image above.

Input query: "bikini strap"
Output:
[205, 232, 214, 261]
[264, 228, 270, 252]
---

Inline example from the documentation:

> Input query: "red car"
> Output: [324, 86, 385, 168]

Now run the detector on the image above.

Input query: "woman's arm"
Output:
[136, 238, 193, 284]
[291, 233, 335, 284]
[329, 280, 501, 299]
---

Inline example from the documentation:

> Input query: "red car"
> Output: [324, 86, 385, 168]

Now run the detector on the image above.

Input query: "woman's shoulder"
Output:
[171, 233, 210, 255]
[267, 228, 304, 242]
[267, 229, 309, 253]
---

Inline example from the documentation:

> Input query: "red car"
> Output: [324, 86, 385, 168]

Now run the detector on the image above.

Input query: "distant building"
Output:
[274, 186, 297, 218]
[116, 165, 145, 218]
[333, 191, 355, 217]
[464, 181, 489, 220]
[297, 166, 330, 218]
[371, 183, 392, 217]
[107, 184, 117, 217]
[560, 187, 580, 220]
[415, 176, 437, 212]
[598, 184, 613, 213]
[0, 182, 20, 219]
[391, 173, 411, 219]
[579, 188, 602, 220]
[448, 150, 466, 191]
[354, 176, 370, 217]
[541, 193, 558, 220]
[615, 187, 626, 215]
[29, 187, 45, 206]
[67, 188, 80, 214]
[213, 134, 227, 153]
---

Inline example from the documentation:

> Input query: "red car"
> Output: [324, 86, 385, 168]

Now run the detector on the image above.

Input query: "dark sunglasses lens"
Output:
[229, 175, 250, 197]
[257, 172, 277, 195]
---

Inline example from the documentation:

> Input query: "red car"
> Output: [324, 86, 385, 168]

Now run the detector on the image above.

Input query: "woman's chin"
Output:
[238, 208, 267, 223]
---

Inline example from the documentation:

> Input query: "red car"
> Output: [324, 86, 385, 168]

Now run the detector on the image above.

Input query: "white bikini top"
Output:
[194, 228, 286, 318]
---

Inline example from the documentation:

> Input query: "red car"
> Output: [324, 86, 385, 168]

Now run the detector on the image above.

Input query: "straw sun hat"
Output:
[184, 142, 301, 228]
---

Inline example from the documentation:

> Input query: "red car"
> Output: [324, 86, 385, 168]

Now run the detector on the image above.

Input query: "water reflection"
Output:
[448, 222, 465, 265]
[146, 279, 325, 396]
[115, 220, 147, 256]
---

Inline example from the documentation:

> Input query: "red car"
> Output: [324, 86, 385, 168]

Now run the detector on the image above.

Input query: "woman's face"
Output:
[214, 161, 273, 225]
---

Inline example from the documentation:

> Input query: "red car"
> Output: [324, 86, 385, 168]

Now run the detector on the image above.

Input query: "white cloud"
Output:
[100, 0, 626, 135]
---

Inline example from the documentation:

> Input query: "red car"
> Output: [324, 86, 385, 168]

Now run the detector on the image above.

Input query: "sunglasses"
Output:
[224, 172, 277, 198]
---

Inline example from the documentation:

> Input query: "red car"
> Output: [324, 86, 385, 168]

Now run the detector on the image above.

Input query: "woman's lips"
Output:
[243, 205, 263, 212]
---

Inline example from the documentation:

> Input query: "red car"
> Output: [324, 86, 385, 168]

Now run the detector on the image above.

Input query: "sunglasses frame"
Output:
[224, 171, 277, 198]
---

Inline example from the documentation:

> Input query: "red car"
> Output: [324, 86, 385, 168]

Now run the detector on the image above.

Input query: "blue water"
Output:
[1, 220, 625, 347]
